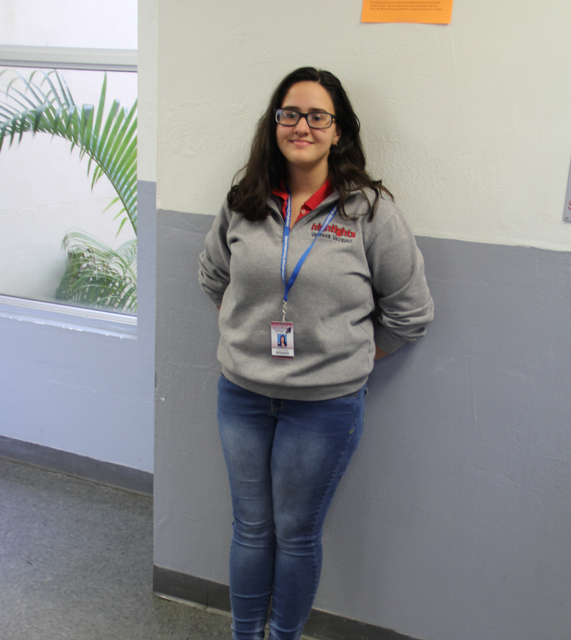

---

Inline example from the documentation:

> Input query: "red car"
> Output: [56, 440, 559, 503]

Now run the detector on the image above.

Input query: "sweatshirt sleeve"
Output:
[198, 204, 232, 306]
[366, 201, 434, 353]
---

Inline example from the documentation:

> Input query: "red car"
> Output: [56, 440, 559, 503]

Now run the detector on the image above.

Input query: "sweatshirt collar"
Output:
[271, 179, 334, 221]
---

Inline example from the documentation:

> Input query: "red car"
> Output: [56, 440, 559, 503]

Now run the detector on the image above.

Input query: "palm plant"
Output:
[0, 69, 137, 311]
[56, 232, 137, 313]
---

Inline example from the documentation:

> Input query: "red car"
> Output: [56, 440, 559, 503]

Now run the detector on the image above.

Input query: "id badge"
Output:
[271, 321, 294, 358]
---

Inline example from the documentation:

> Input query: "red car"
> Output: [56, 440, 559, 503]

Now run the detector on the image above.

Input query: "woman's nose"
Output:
[293, 116, 311, 134]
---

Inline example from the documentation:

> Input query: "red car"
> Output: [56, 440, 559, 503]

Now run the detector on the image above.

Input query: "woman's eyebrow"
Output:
[281, 106, 329, 112]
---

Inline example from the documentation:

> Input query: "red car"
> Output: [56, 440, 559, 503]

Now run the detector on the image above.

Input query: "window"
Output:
[0, 0, 137, 316]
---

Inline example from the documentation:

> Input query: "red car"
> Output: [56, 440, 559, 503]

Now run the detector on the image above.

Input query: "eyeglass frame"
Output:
[275, 108, 337, 130]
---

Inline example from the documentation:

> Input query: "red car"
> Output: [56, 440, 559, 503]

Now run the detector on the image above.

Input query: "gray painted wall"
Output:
[0, 181, 156, 473]
[154, 210, 571, 640]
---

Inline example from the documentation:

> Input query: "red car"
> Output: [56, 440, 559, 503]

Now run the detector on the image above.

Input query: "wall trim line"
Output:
[152, 565, 417, 640]
[0, 436, 152, 496]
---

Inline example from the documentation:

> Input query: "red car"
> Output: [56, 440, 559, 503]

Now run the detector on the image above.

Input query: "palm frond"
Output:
[0, 69, 137, 234]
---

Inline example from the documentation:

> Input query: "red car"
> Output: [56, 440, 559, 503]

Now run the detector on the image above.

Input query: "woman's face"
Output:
[276, 81, 341, 176]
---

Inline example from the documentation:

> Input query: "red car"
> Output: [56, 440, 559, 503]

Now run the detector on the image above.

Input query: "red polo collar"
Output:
[272, 179, 334, 222]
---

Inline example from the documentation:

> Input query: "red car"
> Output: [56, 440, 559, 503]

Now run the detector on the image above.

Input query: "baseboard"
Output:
[153, 565, 418, 640]
[153, 565, 231, 612]
[0, 435, 153, 496]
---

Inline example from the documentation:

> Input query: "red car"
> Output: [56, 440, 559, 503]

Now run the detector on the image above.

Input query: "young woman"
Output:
[199, 67, 434, 640]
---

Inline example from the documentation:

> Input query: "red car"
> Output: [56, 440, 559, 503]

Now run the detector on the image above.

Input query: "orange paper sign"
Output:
[361, 0, 453, 24]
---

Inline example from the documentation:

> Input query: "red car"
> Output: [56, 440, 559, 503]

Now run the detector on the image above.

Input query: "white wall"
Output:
[157, 0, 571, 251]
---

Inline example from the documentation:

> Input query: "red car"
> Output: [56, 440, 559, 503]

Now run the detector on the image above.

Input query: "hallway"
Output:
[0, 457, 231, 640]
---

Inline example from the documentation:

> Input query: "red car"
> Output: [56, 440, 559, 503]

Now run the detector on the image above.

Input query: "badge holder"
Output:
[271, 322, 294, 358]
[271, 299, 294, 358]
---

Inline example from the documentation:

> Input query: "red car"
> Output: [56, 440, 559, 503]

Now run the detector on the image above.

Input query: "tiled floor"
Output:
[0, 457, 232, 640]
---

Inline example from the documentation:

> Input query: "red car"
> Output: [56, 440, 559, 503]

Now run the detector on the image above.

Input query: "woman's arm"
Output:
[198, 205, 232, 307]
[366, 201, 434, 354]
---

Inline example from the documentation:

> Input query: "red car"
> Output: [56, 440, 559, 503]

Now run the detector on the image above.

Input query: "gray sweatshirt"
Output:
[198, 189, 434, 401]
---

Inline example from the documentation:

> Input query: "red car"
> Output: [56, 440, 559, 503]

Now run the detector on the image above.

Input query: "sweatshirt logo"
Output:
[311, 222, 356, 243]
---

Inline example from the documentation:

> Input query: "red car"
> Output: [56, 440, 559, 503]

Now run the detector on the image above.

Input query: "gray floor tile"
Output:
[0, 458, 232, 640]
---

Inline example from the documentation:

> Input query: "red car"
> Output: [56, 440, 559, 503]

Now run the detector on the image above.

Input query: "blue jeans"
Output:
[217, 375, 366, 640]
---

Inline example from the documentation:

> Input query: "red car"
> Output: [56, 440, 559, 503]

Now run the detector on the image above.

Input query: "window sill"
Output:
[0, 295, 137, 339]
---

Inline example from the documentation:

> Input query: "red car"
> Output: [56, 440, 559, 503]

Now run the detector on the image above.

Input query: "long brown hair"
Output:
[227, 67, 393, 221]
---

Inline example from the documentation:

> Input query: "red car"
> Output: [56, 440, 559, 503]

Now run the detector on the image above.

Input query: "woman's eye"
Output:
[283, 111, 297, 121]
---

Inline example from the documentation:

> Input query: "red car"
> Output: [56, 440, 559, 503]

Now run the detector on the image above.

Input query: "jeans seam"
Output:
[305, 392, 362, 627]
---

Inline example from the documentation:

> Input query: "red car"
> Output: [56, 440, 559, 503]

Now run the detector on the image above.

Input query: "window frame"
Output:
[0, 45, 137, 72]
[0, 45, 138, 336]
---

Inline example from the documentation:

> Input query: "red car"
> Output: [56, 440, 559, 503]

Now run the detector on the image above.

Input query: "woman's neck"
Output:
[286, 164, 328, 198]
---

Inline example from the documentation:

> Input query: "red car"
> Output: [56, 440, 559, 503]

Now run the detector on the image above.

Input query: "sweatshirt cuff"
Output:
[199, 287, 223, 307]
[374, 324, 407, 354]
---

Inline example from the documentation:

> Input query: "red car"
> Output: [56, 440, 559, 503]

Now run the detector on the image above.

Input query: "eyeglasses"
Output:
[275, 109, 336, 130]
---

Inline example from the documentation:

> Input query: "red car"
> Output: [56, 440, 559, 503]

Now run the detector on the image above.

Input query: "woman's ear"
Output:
[333, 125, 341, 146]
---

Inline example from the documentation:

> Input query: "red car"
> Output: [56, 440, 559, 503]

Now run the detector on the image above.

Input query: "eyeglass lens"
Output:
[276, 109, 333, 129]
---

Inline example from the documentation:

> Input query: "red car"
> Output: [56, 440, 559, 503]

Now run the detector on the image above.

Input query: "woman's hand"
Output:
[374, 346, 388, 361]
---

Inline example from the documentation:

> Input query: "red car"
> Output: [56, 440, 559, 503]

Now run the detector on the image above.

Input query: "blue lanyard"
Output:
[281, 187, 337, 307]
